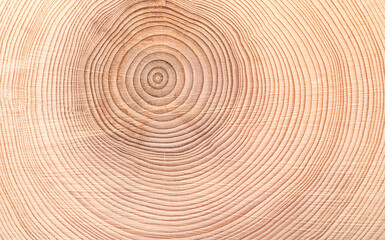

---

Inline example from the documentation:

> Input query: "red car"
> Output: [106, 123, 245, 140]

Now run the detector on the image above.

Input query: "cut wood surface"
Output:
[1, 0, 385, 239]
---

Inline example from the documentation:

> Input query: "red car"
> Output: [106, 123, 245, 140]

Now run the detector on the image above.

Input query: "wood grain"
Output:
[1, 0, 385, 239]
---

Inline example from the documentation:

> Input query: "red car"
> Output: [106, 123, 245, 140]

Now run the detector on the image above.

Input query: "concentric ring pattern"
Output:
[1, 0, 385, 239]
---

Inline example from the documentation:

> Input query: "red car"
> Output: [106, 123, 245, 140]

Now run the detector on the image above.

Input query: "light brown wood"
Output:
[1, 0, 385, 239]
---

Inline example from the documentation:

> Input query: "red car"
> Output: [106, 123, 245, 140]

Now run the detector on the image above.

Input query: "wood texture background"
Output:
[1, 0, 385, 239]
